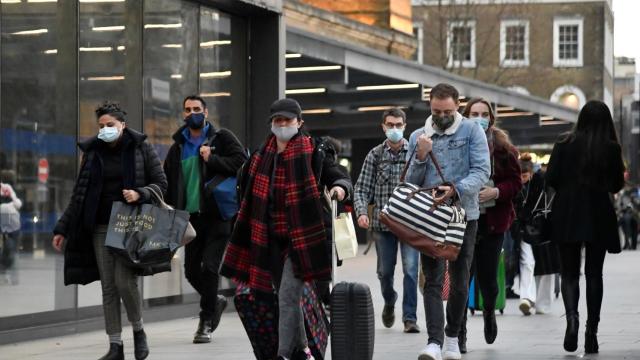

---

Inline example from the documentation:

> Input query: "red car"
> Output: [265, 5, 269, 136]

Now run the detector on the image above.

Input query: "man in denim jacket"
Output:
[406, 83, 490, 360]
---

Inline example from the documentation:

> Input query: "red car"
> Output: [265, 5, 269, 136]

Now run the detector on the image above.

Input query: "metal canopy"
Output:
[285, 27, 578, 145]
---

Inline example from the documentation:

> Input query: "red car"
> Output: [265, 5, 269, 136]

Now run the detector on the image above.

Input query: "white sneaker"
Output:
[442, 336, 462, 360]
[418, 343, 442, 360]
[519, 299, 532, 316]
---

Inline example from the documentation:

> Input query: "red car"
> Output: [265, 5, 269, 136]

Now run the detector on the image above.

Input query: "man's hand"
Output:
[416, 134, 433, 161]
[357, 215, 370, 229]
[479, 187, 499, 203]
[329, 186, 346, 201]
[122, 189, 141, 203]
[200, 145, 212, 162]
[52, 235, 65, 252]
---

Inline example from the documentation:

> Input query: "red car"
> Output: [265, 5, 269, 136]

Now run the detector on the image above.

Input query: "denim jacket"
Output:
[405, 113, 491, 221]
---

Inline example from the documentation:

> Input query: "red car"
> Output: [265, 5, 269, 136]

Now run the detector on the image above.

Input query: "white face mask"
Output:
[271, 124, 299, 141]
[98, 126, 121, 143]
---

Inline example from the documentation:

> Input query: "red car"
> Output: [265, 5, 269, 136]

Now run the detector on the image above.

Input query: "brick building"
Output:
[412, 0, 614, 111]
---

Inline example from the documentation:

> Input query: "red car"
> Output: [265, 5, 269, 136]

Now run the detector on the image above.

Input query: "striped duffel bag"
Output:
[380, 150, 467, 261]
[379, 181, 466, 261]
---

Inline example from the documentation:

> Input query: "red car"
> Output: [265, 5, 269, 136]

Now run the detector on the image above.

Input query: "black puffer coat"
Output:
[53, 128, 168, 285]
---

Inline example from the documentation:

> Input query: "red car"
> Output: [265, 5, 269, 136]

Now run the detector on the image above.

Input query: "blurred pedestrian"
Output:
[354, 107, 420, 333]
[405, 84, 491, 360]
[221, 98, 352, 360]
[52, 102, 167, 360]
[163, 95, 247, 344]
[512, 155, 555, 315]
[458, 98, 521, 352]
[0, 169, 22, 285]
[546, 100, 625, 354]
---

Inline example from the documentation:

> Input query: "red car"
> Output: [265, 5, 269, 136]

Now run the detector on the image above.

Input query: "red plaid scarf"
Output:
[221, 134, 331, 292]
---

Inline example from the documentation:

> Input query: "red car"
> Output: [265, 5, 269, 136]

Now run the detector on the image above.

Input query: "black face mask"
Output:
[184, 113, 205, 129]
[432, 114, 455, 131]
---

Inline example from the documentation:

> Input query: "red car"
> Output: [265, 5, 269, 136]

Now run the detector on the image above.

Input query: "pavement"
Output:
[2, 245, 640, 360]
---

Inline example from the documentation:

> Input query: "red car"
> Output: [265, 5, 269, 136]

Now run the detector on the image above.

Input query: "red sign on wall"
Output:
[38, 158, 49, 183]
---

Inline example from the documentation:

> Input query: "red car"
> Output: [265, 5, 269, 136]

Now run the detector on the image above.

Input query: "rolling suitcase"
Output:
[330, 198, 375, 360]
[468, 250, 506, 315]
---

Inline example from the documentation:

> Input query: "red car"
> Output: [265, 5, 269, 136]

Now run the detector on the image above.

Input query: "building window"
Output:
[553, 17, 583, 67]
[413, 22, 424, 64]
[550, 85, 586, 110]
[447, 20, 476, 68]
[500, 20, 529, 67]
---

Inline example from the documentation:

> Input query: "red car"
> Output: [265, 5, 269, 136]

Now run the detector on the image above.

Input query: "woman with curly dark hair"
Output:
[458, 98, 522, 353]
[52, 102, 167, 360]
[546, 100, 625, 354]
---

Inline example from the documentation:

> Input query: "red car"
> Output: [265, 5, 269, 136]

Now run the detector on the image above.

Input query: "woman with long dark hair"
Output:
[546, 100, 625, 354]
[458, 98, 522, 352]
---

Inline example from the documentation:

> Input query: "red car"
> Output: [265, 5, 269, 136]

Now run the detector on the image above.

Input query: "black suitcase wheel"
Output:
[499, 309, 504, 315]
[470, 309, 475, 316]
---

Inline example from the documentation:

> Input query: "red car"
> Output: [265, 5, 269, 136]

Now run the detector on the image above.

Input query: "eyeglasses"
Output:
[384, 123, 405, 129]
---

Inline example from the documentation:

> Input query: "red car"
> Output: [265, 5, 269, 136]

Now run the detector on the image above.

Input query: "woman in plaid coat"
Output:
[221, 98, 352, 360]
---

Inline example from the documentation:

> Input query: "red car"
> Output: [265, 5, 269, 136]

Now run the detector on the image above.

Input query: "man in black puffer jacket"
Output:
[163, 95, 247, 344]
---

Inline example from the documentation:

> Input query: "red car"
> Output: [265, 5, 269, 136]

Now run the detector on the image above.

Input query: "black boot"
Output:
[459, 309, 468, 353]
[483, 310, 497, 344]
[98, 343, 124, 360]
[210, 295, 228, 333]
[585, 320, 599, 354]
[133, 329, 149, 360]
[561, 275, 580, 352]
[563, 313, 579, 352]
[193, 318, 213, 343]
[458, 325, 467, 354]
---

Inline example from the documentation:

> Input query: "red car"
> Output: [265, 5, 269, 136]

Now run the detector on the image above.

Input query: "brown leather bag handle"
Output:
[401, 143, 447, 184]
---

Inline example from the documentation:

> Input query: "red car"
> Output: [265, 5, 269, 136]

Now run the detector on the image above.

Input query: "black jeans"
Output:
[558, 242, 607, 323]
[470, 217, 505, 313]
[185, 213, 231, 321]
[422, 220, 478, 346]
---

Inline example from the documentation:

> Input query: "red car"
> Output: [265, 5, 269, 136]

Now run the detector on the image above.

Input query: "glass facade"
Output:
[0, 0, 249, 332]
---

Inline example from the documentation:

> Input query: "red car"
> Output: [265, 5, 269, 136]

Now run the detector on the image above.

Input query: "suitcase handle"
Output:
[331, 194, 338, 286]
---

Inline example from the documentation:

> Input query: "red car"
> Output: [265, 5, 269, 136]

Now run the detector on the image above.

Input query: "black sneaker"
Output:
[382, 304, 395, 328]
[210, 295, 228, 333]
[193, 319, 213, 344]
[403, 320, 420, 333]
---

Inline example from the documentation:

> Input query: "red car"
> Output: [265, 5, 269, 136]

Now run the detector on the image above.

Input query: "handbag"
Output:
[104, 186, 195, 269]
[379, 147, 467, 262]
[331, 198, 358, 260]
[204, 175, 239, 221]
[532, 240, 561, 275]
[146, 185, 196, 246]
[522, 189, 554, 245]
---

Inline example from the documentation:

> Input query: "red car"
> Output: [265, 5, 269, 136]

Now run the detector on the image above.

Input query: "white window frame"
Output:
[500, 20, 529, 67]
[413, 21, 424, 64]
[447, 20, 476, 68]
[553, 17, 584, 67]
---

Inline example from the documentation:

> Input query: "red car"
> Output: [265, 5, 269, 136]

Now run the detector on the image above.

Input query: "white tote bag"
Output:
[333, 210, 358, 260]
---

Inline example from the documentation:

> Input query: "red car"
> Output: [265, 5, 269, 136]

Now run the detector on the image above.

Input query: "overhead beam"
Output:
[287, 27, 579, 122]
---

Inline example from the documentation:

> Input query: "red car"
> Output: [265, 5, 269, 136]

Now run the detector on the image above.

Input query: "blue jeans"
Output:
[373, 230, 419, 322]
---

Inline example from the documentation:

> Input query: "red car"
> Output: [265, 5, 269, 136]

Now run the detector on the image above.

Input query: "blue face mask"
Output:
[98, 126, 121, 143]
[385, 128, 404, 143]
[185, 112, 205, 129]
[470, 117, 490, 131]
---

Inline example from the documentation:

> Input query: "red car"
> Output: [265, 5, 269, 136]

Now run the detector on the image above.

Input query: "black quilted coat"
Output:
[53, 128, 168, 285]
